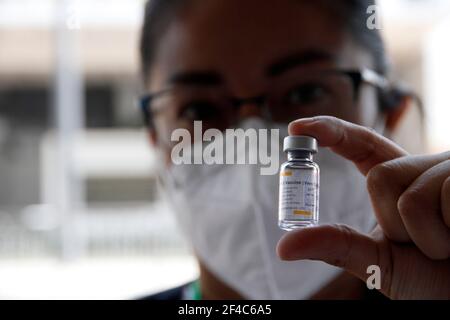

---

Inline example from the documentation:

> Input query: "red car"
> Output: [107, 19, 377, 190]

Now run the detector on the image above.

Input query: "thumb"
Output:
[277, 224, 381, 284]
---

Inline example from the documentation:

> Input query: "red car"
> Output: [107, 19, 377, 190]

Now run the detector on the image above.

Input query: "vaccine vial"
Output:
[278, 135, 320, 230]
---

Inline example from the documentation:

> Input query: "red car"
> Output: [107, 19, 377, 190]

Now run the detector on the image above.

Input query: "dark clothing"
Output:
[139, 280, 389, 300]
[139, 282, 193, 300]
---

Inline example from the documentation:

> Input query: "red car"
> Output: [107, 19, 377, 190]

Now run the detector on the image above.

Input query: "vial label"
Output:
[279, 169, 319, 221]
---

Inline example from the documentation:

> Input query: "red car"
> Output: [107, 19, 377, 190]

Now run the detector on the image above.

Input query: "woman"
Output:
[139, 0, 449, 299]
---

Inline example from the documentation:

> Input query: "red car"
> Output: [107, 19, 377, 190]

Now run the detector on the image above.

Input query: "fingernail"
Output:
[288, 118, 317, 134]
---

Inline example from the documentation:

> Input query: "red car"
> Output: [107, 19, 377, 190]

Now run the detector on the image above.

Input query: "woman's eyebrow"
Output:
[168, 71, 223, 87]
[267, 50, 335, 77]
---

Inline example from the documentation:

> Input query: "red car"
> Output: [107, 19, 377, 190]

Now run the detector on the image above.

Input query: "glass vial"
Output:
[278, 135, 320, 230]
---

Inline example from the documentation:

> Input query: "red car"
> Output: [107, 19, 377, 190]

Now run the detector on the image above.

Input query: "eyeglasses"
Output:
[139, 68, 388, 138]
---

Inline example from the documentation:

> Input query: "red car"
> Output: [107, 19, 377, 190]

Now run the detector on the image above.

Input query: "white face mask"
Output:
[158, 118, 375, 299]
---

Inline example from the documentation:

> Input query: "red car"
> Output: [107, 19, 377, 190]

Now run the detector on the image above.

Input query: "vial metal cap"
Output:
[283, 135, 318, 153]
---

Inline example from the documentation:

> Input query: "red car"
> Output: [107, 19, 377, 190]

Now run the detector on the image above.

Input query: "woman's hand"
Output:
[277, 116, 450, 299]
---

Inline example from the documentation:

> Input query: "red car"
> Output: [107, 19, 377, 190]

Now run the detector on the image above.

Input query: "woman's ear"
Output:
[384, 94, 412, 132]
[147, 128, 173, 166]
[147, 128, 158, 146]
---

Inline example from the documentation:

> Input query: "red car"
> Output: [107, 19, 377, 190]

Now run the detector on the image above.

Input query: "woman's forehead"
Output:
[151, 0, 347, 89]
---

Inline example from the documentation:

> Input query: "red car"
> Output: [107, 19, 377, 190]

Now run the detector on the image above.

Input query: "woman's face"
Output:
[147, 0, 380, 151]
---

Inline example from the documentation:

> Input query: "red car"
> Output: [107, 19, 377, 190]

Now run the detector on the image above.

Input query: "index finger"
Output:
[288, 116, 408, 175]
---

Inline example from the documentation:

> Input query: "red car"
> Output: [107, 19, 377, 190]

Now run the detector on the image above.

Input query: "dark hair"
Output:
[140, 0, 185, 85]
[140, 0, 388, 84]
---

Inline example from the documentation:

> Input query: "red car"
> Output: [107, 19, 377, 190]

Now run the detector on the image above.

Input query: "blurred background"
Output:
[0, 0, 449, 299]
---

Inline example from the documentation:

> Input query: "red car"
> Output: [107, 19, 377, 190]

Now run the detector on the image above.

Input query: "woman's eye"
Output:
[284, 84, 328, 107]
[179, 100, 221, 122]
